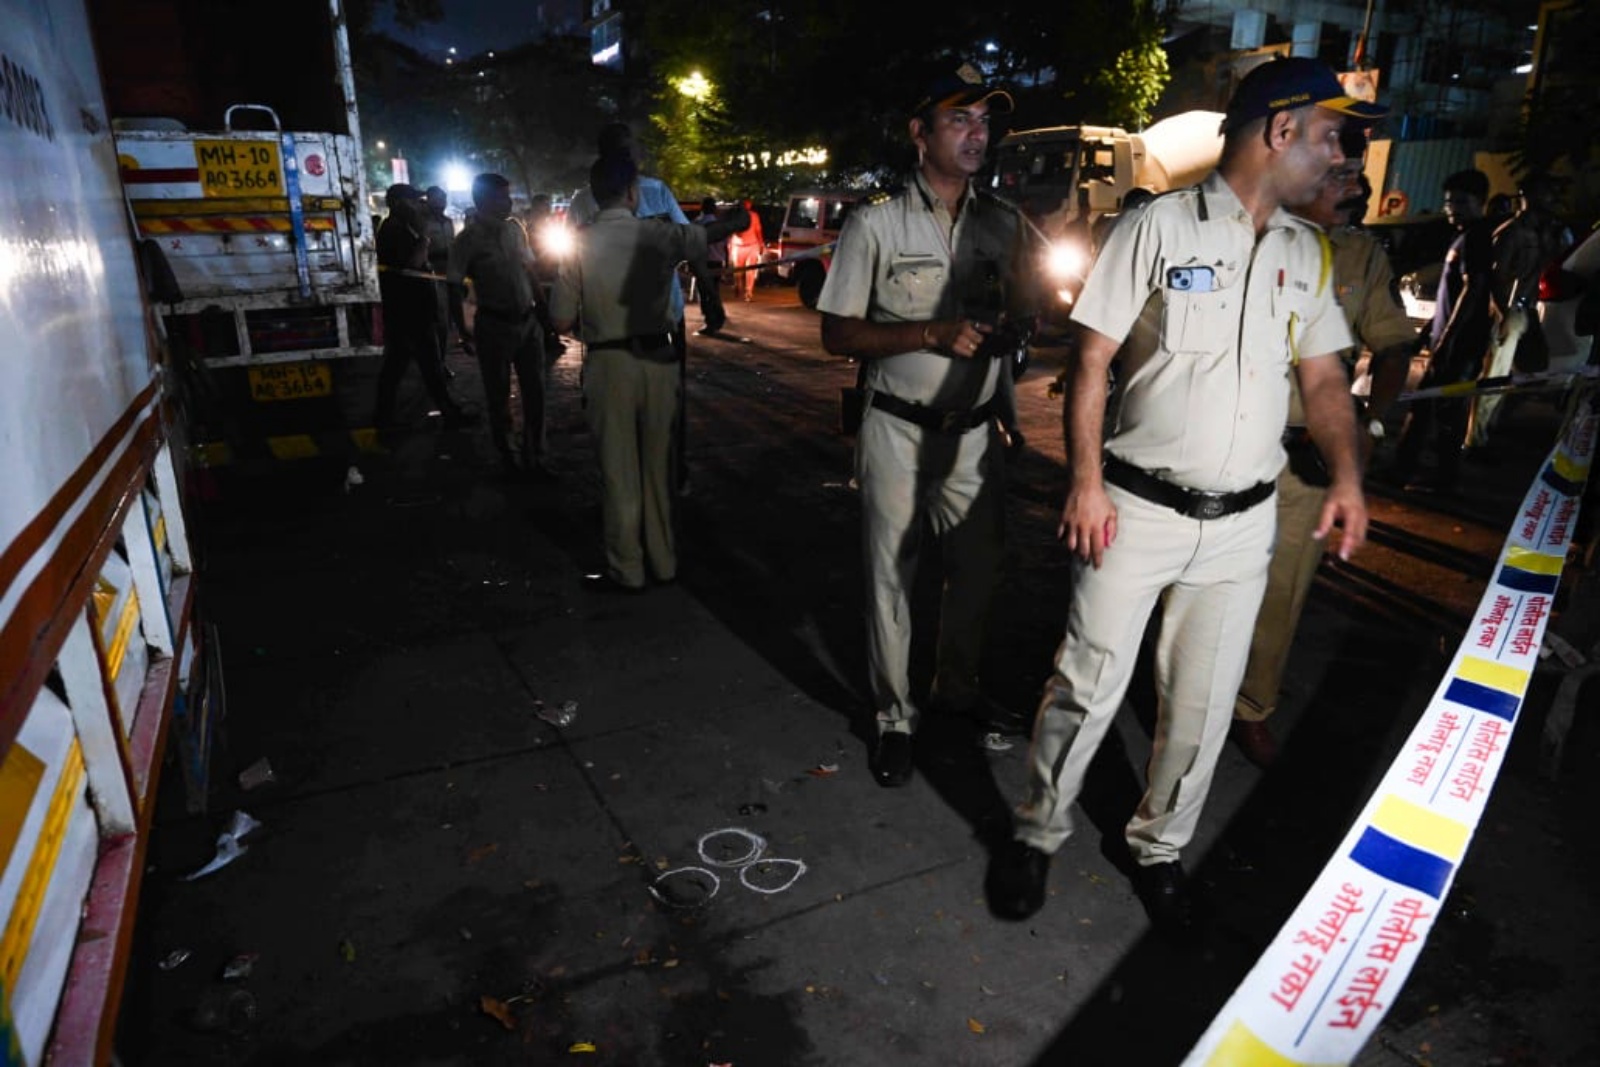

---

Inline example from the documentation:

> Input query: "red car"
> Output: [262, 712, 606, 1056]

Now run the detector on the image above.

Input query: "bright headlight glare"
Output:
[1047, 242, 1086, 280]
[542, 222, 575, 257]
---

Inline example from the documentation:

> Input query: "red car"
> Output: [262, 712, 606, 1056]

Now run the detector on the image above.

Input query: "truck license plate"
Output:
[196, 139, 285, 197]
[248, 362, 331, 401]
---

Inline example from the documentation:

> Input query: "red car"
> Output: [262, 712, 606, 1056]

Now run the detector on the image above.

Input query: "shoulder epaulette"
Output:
[866, 190, 894, 207]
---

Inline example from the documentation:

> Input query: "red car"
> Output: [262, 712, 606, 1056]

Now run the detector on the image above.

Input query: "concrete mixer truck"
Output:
[991, 110, 1226, 314]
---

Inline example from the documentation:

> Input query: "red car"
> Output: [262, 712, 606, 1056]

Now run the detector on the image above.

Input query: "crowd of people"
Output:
[369, 55, 1592, 944]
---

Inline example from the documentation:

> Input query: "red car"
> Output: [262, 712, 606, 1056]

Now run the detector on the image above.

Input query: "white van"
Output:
[774, 189, 864, 308]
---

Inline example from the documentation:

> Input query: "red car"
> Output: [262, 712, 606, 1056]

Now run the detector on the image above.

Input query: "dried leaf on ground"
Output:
[479, 995, 517, 1031]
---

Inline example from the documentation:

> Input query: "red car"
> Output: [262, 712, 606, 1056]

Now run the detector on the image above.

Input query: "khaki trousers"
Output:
[1234, 466, 1327, 721]
[857, 406, 1004, 735]
[582, 348, 679, 587]
[1014, 485, 1275, 865]
[475, 314, 547, 463]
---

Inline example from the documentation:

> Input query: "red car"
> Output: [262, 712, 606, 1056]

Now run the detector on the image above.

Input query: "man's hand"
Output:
[1312, 479, 1368, 560]
[926, 318, 993, 359]
[1058, 483, 1118, 568]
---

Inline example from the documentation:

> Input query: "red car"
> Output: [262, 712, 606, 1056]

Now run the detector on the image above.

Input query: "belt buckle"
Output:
[938, 409, 967, 434]
[1188, 492, 1228, 521]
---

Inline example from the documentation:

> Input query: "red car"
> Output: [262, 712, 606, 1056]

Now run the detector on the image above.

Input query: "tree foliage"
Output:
[635, 0, 1165, 193]
[1092, 1, 1171, 130]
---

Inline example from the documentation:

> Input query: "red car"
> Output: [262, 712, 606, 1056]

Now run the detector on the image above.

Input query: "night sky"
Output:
[376, 0, 585, 60]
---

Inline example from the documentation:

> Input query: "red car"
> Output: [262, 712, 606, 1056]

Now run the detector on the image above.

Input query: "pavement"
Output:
[116, 294, 1600, 1066]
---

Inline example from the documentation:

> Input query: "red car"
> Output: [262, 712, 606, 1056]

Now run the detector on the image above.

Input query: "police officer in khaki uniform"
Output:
[548, 154, 748, 593]
[819, 65, 1037, 788]
[989, 58, 1377, 939]
[449, 173, 550, 478]
[1231, 147, 1417, 768]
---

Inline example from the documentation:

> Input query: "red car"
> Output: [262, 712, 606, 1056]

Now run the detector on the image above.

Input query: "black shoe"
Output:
[1131, 861, 1201, 944]
[987, 841, 1051, 921]
[582, 573, 646, 596]
[869, 732, 914, 787]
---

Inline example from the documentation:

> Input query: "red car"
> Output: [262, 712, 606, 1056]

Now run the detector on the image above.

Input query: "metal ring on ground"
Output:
[739, 857, 807, 895]
[697, 827, 766, 869]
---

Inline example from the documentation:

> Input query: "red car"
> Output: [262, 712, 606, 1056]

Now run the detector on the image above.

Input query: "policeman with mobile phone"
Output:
[988, 58, 1379, 941]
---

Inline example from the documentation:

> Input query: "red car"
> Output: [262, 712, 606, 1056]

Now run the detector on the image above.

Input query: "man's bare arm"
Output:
[1297, 353, 1368, 558]
[1058, 327, 1120, 567]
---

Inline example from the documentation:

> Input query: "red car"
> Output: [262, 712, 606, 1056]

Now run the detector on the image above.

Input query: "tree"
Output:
[1092, 0, 1172, 131]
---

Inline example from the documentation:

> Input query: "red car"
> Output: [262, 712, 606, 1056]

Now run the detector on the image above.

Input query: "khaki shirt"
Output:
[1286, 224, 1418, 425]
[448, 217, 536, 316]
[817, 170, 1029, 411]
[549, 206, 709, 343]
[1073, 171, 1353, 491]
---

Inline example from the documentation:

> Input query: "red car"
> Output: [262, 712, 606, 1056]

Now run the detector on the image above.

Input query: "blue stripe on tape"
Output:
[1349, 826, 1454, 898]
[1495, 566, 1560, 595]
[1540, 466, 1582, 497]
[1444, 678, 1521, 720]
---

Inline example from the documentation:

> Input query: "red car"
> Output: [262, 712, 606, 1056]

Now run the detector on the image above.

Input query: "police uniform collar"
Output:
[910, 168, 975, 215]
[1202, 170, 1300, 233]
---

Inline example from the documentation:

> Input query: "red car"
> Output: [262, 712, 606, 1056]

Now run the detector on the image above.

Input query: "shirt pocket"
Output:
[887, 252, 945, 310]
[1159, 259, 1241, 354]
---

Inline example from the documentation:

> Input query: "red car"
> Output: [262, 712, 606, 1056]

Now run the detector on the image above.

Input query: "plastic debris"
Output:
[806, 763, 839, 778]
[536, 699, 578, 728]
[338, 938, 357, 963]
[978, 732, 1015, 752]
[158, 949, 191, 971]
[237, 757, 276, 791]
[344, 465, 364, 492]
[221, 953, 258, 980]
[967, 1018, 986, 1034]
[184, 811, 261, 881]
[569, 1042, 597, 1053]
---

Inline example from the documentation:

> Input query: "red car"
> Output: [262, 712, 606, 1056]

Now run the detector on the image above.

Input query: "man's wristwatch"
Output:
[1367, 418, 1386, 440]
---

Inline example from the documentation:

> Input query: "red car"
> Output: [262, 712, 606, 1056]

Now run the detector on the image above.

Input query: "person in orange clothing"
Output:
[728, 198, 766, 300]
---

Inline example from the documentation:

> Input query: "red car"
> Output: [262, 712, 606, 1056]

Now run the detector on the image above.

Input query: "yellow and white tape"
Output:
[1183, 388, 1596, 1066]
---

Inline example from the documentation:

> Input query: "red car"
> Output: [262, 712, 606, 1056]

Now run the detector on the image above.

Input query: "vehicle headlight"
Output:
[1046, 241, 1087, 282]
[542, 222, 575, 259]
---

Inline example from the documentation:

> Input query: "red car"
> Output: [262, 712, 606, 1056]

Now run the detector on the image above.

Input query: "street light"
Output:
[675, 70, 712, 102]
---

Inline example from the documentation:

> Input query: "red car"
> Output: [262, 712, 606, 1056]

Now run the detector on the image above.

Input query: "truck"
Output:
[990, 110, 1225, 307]
[89, 0, 383, 469]
[3, 0, 218, 1060]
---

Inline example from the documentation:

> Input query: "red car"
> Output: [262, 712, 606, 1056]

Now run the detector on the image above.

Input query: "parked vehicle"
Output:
[93, 0, 382, 466]
[3, 0, 217, 1060]
[773, 189, 864, 308]
[1541, 226, 1600, 372]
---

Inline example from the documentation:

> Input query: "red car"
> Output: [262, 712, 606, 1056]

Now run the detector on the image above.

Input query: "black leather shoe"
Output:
[988, 841, 1051, 921]
[869, 732, 914, 787]
[1131, 861, 1201, 944]
[582, 573, 646, 596]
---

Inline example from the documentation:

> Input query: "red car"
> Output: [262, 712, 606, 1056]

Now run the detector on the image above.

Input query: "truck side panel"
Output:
[3, 1, 214, 1062]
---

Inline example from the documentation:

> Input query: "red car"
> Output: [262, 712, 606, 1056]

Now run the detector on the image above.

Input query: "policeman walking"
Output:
[819, 64, 1038, 788]
[988, 57, 1376, 939]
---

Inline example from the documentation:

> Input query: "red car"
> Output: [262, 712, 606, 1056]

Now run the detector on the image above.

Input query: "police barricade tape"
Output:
[376, 241, 835, 284]
[1182, 385, 1597, 1067]
[1397, 365, 1598, 404]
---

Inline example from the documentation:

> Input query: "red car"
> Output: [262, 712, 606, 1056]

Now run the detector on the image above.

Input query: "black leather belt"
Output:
[1102, 453, 1275, 520]
[869, 391, 994, 434]
[589, 332, 673, 351]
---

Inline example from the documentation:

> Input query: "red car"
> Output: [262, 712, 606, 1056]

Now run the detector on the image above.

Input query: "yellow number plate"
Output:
[248, 362, 331, 402]
[196, 139, 285, 197]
